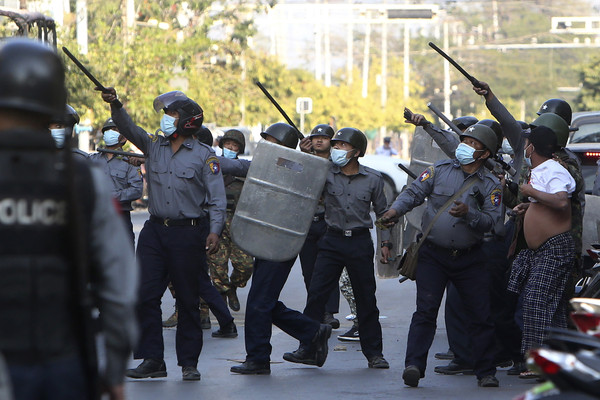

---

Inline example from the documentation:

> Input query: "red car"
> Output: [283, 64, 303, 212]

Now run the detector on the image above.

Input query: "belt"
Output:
[326, 227, 370, 237]
[425, 240, 481, 258]
[312, 213, 325, 222]
[150, 215, 203, 227]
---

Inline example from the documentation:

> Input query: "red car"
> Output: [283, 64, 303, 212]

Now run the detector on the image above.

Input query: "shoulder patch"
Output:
[418, 166, 434, 183]
[151, 134, 160, 143]
[207, 156, 220, 174]
[490, 188, 502, 207]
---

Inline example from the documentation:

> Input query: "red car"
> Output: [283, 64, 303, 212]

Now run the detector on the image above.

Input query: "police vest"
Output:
[0, 130, 94, 363]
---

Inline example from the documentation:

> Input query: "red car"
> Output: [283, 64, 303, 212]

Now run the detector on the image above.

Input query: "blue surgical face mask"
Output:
[331, 148, 351, 167]
[455, 142, 478, 165]
[103, 129, 121, 146]
[160, 114, 177, 136]
[51, 128, 66, 148]
[222, 147, 238, 159]
[501, 138, 514, 156]
[524, 144, 532, 167]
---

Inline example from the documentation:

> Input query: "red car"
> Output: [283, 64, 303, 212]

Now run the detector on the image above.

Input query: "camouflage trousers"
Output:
[340, 267, 357, 317]
[207, 212, 254, 294]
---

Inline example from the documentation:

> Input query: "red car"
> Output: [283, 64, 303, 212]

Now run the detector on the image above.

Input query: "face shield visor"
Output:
[152, 91, 190, 113]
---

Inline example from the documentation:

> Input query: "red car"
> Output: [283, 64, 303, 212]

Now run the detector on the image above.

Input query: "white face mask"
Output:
[222, 147, 238, 159]
[160, 114, 177, 136]
[331, 148, 351, 167]
[51, 128, 66, 148]
[455, 143, 478, 165]
[103, 129, 120, 146]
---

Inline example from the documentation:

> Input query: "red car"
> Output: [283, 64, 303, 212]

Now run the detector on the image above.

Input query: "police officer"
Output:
[100, 88, 227, 381]
[49, 104, 89, 160]
[286, 128, 391, 369]
[231, 123, 331, 375]
[89, 118, 143, 248]
[382, 124, 502, 388]
[0, 38, 137, 400]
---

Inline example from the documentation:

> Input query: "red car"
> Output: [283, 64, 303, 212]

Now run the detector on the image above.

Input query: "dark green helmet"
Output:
[219, 129, 246, 154]
[331, 127, 367, 157]
[476, 119, 503, 151]
[530, 113, 569, 147]
[309, 124, 335, 139]
[537, 98, 572, 125]
[452, 116, 478, 131]
[460, 125, 497, 156]
[260, 123, 299, 149]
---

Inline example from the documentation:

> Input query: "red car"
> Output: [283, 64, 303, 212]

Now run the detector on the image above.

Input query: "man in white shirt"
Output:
[375, 137, 397, 156]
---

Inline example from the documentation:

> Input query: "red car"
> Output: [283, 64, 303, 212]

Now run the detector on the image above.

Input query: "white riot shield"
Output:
[231, 141, 330, 261]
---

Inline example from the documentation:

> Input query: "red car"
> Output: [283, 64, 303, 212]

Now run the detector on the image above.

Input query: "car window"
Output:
[570, 122, 600, 143]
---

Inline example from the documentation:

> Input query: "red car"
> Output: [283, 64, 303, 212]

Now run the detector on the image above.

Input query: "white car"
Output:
[360, 154, 410, 205]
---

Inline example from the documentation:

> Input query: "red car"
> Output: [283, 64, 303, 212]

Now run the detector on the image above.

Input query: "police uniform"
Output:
[89, 151, 143, 247]
[110, 105, 227, 371]
[302, 162, 389, 363]
[392, 158, 502, 383]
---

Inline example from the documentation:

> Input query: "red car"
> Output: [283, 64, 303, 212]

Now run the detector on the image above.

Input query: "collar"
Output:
[159, 136, 195, 149]
[452, 158, 486, 180]
[331, 162, 368, 176]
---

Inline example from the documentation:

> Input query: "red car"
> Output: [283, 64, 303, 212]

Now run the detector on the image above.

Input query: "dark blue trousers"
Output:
[299, 218, 340, 314]
[245, 258, 320, 363]
[134, 218, 214, 367]
[304, 232, 383, 359]
[405, 242, 496, 379]
[120, 210, 135, 250]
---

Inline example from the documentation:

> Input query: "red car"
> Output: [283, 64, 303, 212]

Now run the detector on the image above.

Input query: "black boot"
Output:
[126, 359, 167, 379]
[212, 321, 238, 338]
[230, 360, 271, 375]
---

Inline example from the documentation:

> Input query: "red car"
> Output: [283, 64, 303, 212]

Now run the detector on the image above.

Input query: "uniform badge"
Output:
[418, 166, 434, 182]
[151, 134, 159, 143]
[490, 188, 502, 206]
[207, 156, 220, 174]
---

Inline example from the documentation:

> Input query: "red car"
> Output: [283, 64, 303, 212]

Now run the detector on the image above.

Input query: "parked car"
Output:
[360, 154, 410, 205]
[566, 111, 600, 194]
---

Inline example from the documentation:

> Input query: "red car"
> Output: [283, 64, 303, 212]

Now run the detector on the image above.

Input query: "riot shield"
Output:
[231, 141, 330, 261]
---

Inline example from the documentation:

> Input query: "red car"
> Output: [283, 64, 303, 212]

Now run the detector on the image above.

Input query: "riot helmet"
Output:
[452, 116, 478, 132]
[219, 129, 246, 154]
[260, 123, 299, 149]
[49, 105, 80, 148]
[309, 124, 335, 139]
[0, 38, 66, 117]
[196, 125, 213, 146]
[153, 91, 204, 137]
[331, 127, 368, 157]
[476, 119, 503, 151]
[102, 117, 117, 133]
[537, 98, 572, 125]
[530, 113, 569, 147]
[460, 125, 497, 157]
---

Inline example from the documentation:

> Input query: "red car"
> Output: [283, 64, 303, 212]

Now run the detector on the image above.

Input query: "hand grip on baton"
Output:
[62, 46, 123, 108]
[428, 42, 484, 89]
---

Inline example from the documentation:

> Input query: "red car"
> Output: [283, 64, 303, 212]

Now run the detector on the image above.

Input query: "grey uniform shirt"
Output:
[111, 106, 226, 235]
[88, 166, 138, 386]
[486, 96, 525, 174]
[218, 156, 251, 177]
[391, 159, 502, 249]
[89, 152, 143, 211]
[323, 163, 390, 240]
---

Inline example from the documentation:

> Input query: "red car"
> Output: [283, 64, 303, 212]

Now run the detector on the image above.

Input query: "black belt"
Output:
[425, 240, 481, 258]
[312, 213, 325, 222]
[326, 227, 370, 237]
[150, 215, 203, 227]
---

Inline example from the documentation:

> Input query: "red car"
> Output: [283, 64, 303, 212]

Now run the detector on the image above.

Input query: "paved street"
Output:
[125, 210, 537, 400]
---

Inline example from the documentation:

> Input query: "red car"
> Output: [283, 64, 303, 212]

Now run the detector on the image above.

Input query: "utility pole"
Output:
[314, 0, 322, 81]
[324, 8, 331, 87]
[443, 21, 451, 120]
[362, 12, 371, 99]
[76, 0, 88, 54]
[122, 0, 135, 47]
[346, 0, 353, 85]
[381, 11, 388, 107]
[403, 23, 409, 101]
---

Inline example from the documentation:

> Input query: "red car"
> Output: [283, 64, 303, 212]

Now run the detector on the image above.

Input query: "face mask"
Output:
[160, 114, 177, 136]
[524, 144, 532, 167]
[331, 148, 351, 167]
[103, 129, 121, 146]
[501, 138, 514, 156]
[222, 147, 238, 159]
[51, 128, 66, 148]
[455, 143, 478, 165]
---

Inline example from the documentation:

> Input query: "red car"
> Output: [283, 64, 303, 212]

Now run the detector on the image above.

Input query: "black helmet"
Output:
[0, 38, 66, 117]
[196, 125, 213, 146]
[153, 91, 204, 137]
[309, 124, 335, 139]
[331, 127, 368, 157]
[50, 104, 80, 127]
[537, 98, 572, 125]
[102, 117, 117, 133]
[476, 119, 503, 151]
[460, 125, 497, 156]
[452, 116, 478, 131]
[260, 123, 299, 149]
[219, 129, 246, 154]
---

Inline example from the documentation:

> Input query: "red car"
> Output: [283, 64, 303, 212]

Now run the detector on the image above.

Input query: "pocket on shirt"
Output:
[356, 190, 371, 203]
[327, 184, 344, 196]
[110, 169, 127, 185]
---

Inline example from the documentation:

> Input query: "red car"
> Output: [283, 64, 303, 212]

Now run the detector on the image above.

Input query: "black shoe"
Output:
[212, 321, 238, 338]
[313, 323, 332, 367]
[182, 366, 201, 381]
[434, 350, 454, 360]
[283, 346, 317, 366]
[126, 359, 167, 379]
[478, 375, 499, 387]
[230, 361, 271, 375]
[200, 314, 211, 330]
[434, 361, 474, 375]
[337, 325, 360, 342]
[402, 365, 421, 387]
[323, 312, 340, 329]
[368, 356, 390, 369]
[507, 361, 526, 376]
[227, 289, 241, 312]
